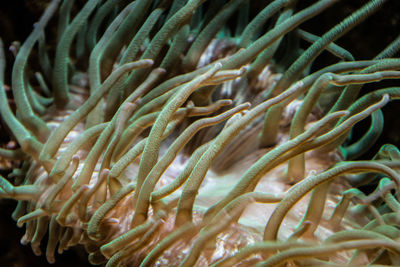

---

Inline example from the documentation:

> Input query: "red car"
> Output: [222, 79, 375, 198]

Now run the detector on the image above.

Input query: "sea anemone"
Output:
[0, 0, 400, 266]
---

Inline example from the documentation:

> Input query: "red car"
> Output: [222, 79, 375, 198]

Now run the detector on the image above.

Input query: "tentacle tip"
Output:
[342, 110, 350, 116]
[87, 231, 101, 242]
[214, 62, 223, 69]
[71, 155, 80, 166]
[32, 244, 42, 256]
[382, 93, 390, 102]
[100, 246, 113, 259]
[142, 59, 154, 66]
[221, 99, 233, 105]
[154, 67, 167, 75]
[238, 65, 248, 75]
[16, 220, 24, 228]
[20, 236, 30, 245]
[243, 102, 252, 109]
[46, 254, 56, 264]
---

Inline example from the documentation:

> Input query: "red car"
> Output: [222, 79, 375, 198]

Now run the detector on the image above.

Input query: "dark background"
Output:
[0, 0, 399, 266]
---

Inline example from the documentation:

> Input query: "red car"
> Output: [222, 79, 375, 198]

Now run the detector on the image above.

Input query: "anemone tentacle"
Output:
[0, 0, 399, 266]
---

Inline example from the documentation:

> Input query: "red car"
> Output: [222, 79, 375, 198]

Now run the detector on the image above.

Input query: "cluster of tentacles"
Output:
[0, 0, 400, 266]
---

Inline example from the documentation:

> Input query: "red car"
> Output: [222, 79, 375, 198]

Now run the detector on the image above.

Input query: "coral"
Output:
[0, 0, 400, 266]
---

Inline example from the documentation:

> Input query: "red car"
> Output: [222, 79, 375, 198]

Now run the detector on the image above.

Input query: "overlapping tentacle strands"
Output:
[0, 0, 399, 266]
